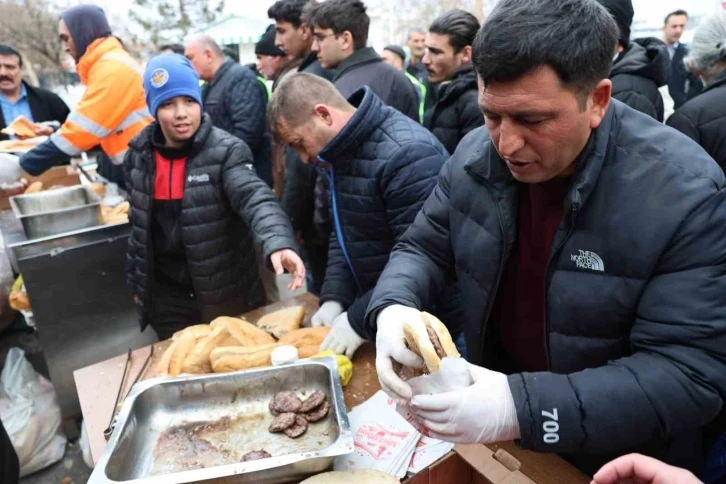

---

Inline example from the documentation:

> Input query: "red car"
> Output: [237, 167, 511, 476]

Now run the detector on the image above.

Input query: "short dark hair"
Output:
[304, 0, 369, 50]
[664, 9, 688, 25]
[473, 0, 617, 105]
[159, 44, 184, 55]
[429, 9, 480, 53]
[0, 44, 22, 67]
[268, 0, 309, 28]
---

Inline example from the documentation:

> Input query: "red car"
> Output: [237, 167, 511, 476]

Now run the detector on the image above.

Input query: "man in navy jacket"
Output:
[268, 73, 461, 358]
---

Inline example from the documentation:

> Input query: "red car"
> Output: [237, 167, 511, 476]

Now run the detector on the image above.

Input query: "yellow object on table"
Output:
[312, 350, 353, 386]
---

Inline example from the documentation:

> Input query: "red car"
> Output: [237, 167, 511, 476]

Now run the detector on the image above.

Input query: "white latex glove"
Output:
[0, 153, 24, 184]
[375, 304, 425, 404]
[311, 301, 344, 327]
[320, 312, 366, 359]
[410, 362, 520, 444]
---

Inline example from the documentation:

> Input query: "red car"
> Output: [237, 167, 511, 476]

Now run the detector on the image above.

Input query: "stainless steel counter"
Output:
[0, 210, 157, 437]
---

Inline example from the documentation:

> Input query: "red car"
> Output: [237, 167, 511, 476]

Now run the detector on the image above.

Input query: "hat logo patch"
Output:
[151, 68, 169, 88]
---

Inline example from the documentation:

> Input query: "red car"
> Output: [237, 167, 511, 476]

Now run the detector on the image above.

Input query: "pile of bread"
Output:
[155, 306, 331, 377]
[101, 200, 129, 225]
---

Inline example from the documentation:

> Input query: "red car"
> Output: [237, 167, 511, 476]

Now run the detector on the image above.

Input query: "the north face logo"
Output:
[187, 174, 210, 183]
[571, 250, 604, 272]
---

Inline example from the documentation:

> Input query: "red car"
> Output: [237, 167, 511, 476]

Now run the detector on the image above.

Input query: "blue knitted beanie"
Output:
[143, 54, 202, 117]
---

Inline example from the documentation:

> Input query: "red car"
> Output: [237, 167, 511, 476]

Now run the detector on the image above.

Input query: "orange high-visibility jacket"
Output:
[50, 37, 152, 165]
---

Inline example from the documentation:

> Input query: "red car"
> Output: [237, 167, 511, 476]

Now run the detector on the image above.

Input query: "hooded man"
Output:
[598, 0, 670, 121]
[124, 54, 304, 339]
[19, 5, 152, 181]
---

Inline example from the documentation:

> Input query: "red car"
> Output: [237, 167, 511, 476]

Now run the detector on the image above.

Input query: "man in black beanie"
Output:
[256, 24, 287, 82]
[598, 0, 670, 121]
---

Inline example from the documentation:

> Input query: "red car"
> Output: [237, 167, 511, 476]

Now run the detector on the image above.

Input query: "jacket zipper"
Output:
[168, 158, 173, 199]
[318, 156, 363, 295]
[466, 168, 512, 361]
[542, 202, 580, 369]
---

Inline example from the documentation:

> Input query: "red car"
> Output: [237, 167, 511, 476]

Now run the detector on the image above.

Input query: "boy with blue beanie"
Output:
[124, 54, 305, 339]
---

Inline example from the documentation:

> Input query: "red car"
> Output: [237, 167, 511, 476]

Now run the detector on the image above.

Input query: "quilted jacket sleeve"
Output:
[364, 157, 457, 334]
[509, 185, 726, 454]
[228, 71, 267, 163]
[222, 139, 298, 266]
[613, 89, 659, 121]
[122, 150, 139, 294]
[666, 110, 701, 145]
[319, 231, 358, 307]
[347, 141, 448, 337]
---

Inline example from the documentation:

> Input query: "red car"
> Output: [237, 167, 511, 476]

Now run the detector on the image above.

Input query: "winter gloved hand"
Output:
[311, 301, 344, 327]
[320, 312, 366, 359]
[375, 304, 425, 404]
[410, 362, 520, 444]
[592, 453, 702, 484]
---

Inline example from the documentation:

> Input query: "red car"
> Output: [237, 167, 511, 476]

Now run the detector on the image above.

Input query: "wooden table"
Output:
[74, 293, 382, 465]
[75, 293, 588, 484]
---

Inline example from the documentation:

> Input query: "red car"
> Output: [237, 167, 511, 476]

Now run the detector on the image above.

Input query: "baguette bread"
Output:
[155, 341, 178, 377]
[169, 331, 197, 376]
[181, 325, 230, 374]
[210, 343, 281, 373]
[171, 324, 211, 341]
[403, 311, 459, 373]
[1, 115, 36, 138]
[210, 316, 276, 345]
[278, 327, 331, 348]
[255, 306, 305, 339]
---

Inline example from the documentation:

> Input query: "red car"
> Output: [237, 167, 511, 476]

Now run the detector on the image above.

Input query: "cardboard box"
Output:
[405, 442, 589, 484]
[0, 165, 81, 210]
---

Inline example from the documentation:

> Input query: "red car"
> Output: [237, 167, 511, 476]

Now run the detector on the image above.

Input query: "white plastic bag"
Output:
[0, 348, 66, 476]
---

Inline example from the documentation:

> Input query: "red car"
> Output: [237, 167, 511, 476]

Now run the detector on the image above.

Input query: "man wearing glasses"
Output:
[304, 0, 420, 122]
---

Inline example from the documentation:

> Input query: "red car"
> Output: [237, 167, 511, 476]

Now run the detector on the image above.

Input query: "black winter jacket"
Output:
[367, 100, 726, 474]
[318, 87, 455, 338]
[424, 64, 483, 154]
[668, 42, 703, 109]
[610, 38, 669, 122]
[667, 70, 726, 171]
[0, 82, 70, 141]
[202, 58, 272, 186]
[124, 114, 297, 329]
[333, 47, 420, 122]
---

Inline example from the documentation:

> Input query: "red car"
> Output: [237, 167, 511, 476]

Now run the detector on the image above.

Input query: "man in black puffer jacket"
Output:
[598, 0, 670, 121]
[422, 10, 484, 154]
[125, 55, 304, 339]
[369, 0, 726, 477]
[268, 73, 461, 358]
[185, 35, 273, 187]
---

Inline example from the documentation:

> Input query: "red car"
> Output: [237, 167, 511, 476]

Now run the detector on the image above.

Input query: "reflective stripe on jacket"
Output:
[50, 37, 152, 165]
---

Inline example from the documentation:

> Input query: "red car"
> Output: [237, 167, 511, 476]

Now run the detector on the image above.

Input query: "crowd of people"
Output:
[1, 0, 726, 482]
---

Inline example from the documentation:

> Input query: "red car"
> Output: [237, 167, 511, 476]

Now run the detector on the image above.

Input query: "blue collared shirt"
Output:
[0, 84, 34, 137]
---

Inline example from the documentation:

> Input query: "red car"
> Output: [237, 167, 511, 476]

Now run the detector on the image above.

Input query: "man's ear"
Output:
[301, 23, 312, 42]
[313, 104, 333, 125]
[459, 45, 473, 64]
[341, 31, 354, 51]
[588, 79, 612, 129]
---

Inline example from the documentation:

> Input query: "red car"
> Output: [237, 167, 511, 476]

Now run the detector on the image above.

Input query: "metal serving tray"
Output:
[9, 185, 102, 239]
[88, 357, 353, 484]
